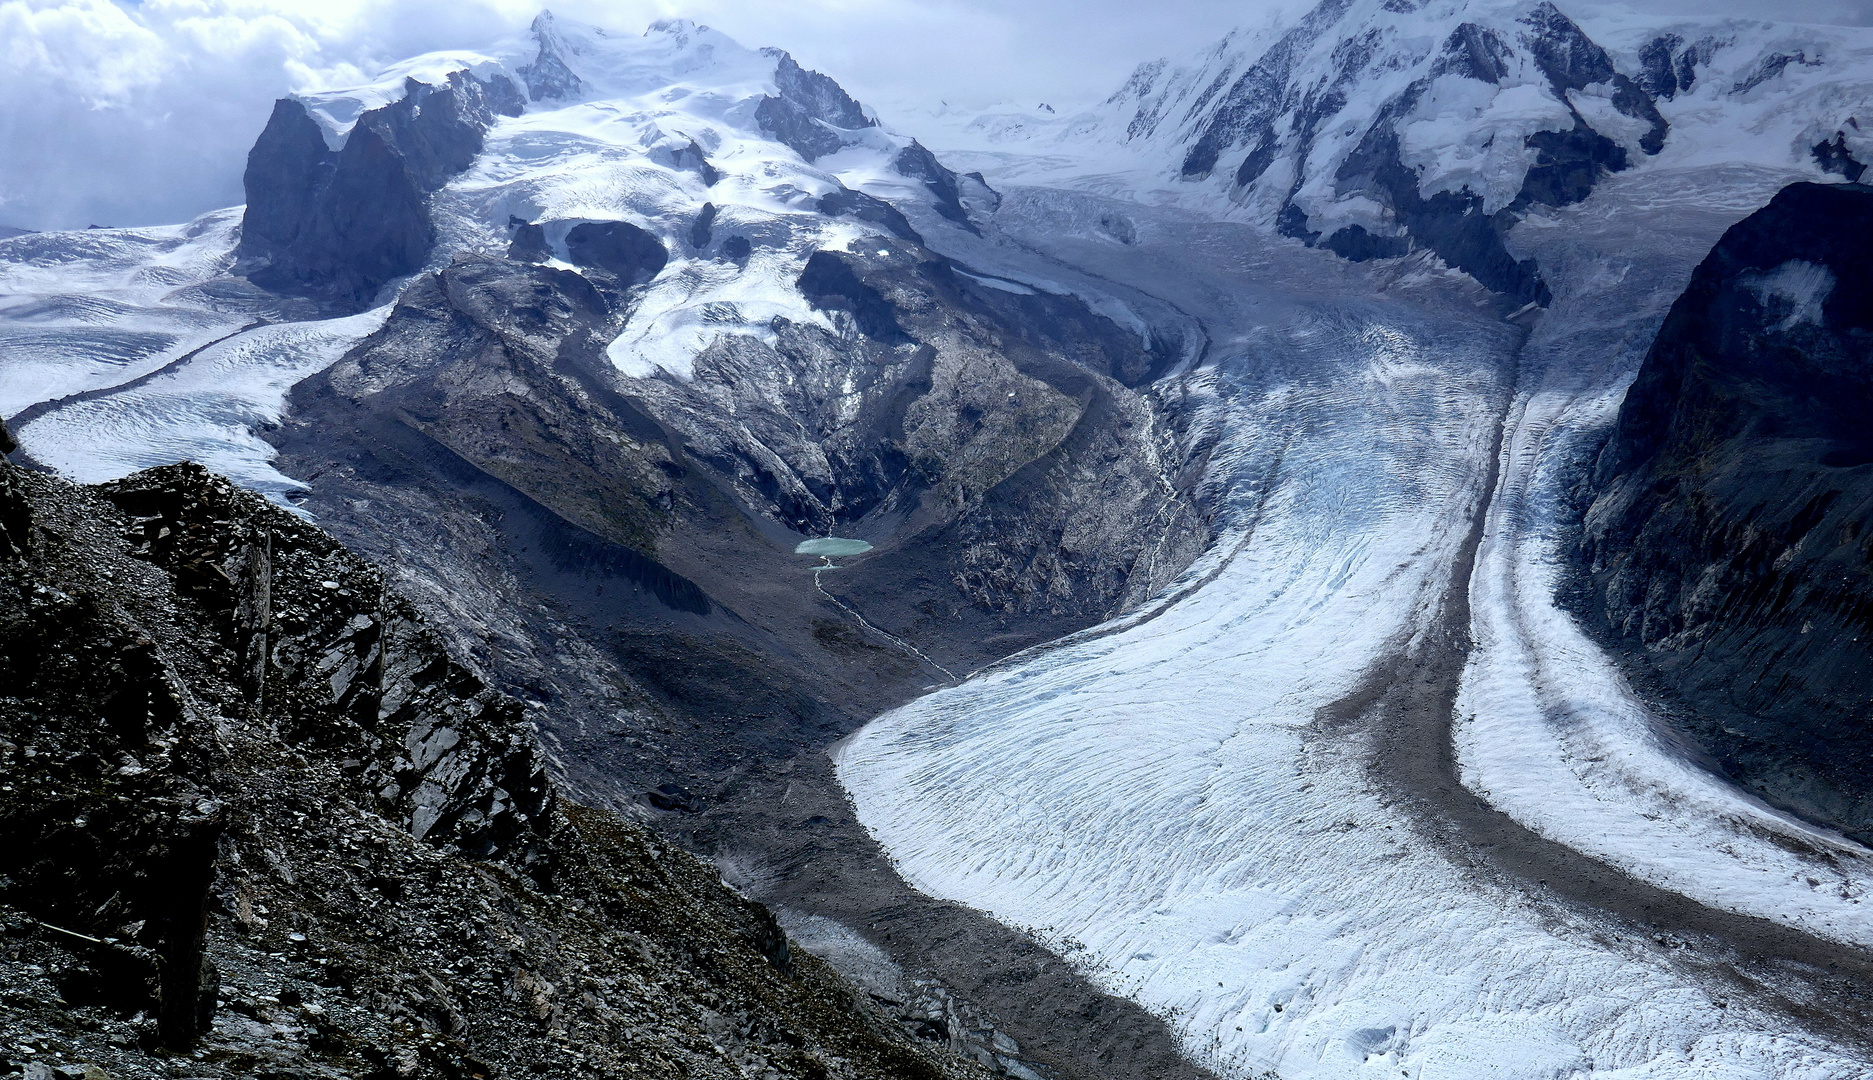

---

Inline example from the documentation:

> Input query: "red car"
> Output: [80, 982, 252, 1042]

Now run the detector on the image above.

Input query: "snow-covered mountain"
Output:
[0, 13, 1020, 491]
[920, 0, 1873, 304]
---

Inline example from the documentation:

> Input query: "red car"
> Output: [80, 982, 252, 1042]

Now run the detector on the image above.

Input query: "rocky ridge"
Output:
[0, 435, 994, 1080]
[237, 71, 526, 307]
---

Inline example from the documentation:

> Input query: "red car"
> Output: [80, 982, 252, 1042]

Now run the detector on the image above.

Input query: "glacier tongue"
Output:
[835, 174, 1873, 1078]
[1455, 163, 1873, 947]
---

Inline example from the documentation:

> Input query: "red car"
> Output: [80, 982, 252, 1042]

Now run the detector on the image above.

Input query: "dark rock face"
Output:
[746, 51, 974, 233]
[1734, 50, 1821, 94]
[564, 220, 670, 286]
[892, 142, 976, 232]
[797, 250, 912, 344]
[506, 217, 551, 262]
[1581, 181, 1873, 841]
[1322, 223, 1411, 261]
[1334, 122, 1550, 304]
[689, 202, 718, 249]
[667, 139, 722, 185]
[755, 52, 876, 162]
[1635, 32, 1713, 101]
[1177, 0, 1357, 180]
[1517, 3, 1667, 155]
[235, 71, 523, 307]
[1814, 129, 1868, 182]
[817, 188, 923, 244]
[0, 459, 990, 1080]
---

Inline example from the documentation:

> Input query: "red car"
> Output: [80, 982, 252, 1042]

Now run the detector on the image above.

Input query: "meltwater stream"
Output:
[836, 179, 1873, 1079]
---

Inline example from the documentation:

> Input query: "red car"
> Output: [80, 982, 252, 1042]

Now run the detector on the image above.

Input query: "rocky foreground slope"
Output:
[1580, 180, 1873, 841]
[0, 428, 990, 1080]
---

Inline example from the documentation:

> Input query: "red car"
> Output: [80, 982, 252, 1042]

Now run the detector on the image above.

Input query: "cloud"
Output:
[0, 0, 1857, 231]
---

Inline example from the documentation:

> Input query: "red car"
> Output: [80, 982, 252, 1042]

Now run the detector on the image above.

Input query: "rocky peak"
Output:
[518, 11, 583, 101]
[754, 50, 879, 162]
[236, 68, 523, 307]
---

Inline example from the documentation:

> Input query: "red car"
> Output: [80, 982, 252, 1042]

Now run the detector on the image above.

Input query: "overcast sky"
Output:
[1, 0, 1868, 231]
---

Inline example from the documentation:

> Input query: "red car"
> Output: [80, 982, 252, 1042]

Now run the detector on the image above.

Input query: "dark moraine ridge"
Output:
[1345, 344, 1873, 1055]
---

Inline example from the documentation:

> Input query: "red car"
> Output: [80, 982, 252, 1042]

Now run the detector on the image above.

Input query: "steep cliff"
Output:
[0, 445, 988, 1080]
[235, 70, 524, 306]
[1580, 180, 1873, 840]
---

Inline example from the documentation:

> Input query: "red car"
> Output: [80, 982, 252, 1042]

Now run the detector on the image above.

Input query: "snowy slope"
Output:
[427, 14, 973, 381]
[0, 212, 390, 495]
[0, 212, 254, 419]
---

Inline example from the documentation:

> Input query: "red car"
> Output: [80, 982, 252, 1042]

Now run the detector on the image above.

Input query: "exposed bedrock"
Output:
[235, 71, 524, 307]
[0, 458, 989, 1079]
[749, 50, 976, 232]
[264, 231, 1205, 796]
[754, 51, 877, 163]
[1581, 180, 1873, 840]
[279, 237, 1201, 647]
[562, 220, 671, 286]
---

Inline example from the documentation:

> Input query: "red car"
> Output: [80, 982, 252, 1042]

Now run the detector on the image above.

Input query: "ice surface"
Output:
[18, 309, 390, 498]
[0, 211, 249, 417]
[0, 209, 389, 499]
[837, 172, 1873, 1078]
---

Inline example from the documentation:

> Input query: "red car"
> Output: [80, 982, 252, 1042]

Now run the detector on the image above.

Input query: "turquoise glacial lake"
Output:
[795, 537, 874, 557]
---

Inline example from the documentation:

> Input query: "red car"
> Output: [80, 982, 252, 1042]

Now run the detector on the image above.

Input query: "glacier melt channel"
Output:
[835, 181, 1873, 1079]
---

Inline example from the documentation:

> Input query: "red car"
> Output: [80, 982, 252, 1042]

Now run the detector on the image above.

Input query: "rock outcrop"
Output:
[755, 52, 877, 163]
[0, 456, 989, 1080]
[235, 71, 524, 306]
[1580, 180, 1873, 840]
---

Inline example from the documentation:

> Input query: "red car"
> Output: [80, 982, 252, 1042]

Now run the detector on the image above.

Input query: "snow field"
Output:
[0, 211, 248, 418]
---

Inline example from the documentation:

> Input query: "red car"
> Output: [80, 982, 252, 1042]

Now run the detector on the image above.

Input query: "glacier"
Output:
[835, 176, 1873, 1080]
